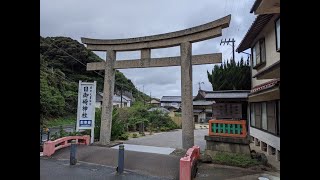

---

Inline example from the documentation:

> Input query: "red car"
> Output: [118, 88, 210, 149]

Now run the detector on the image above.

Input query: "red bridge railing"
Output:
[43, 135, 90, 157]
[180, 146, 200, 180]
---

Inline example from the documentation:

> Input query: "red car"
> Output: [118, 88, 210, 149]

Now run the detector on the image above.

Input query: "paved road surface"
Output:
[40, 158, 167, 180]
[124, 129, 207, 151]
[50, 145, 180, 179]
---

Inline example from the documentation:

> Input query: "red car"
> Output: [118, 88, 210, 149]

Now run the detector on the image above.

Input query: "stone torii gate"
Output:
[81, 15, 231, 149]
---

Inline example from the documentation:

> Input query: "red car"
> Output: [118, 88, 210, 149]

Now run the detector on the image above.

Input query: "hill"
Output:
[40, 36, 149, 125]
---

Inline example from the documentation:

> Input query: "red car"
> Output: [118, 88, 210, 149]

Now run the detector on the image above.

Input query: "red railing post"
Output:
[180, 156, 191, 180]
[43, 141, 55, 156]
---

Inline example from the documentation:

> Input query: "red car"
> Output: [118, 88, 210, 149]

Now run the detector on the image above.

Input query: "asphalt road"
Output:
[40, 158, 169, 180]
[124, 129, 207, 151]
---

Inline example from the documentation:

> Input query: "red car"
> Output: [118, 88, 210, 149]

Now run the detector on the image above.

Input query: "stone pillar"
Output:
[100, 50, 116, 145]
[276, 149, 280, 161]
[141, 49, 151, 67]
[180, 41, 194, 149]
[254, 137, 259, 146]
[267, 145, 273, 155]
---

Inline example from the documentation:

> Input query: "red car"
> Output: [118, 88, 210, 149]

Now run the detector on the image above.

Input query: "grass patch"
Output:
[212, 152, 261, 168]
[44, 116, 76, 128]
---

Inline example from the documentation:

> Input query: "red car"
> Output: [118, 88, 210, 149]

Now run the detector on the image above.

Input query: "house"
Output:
[148, 98, 161, 107]
[160, 96, 181, 109]
[160, 90, 249, 123]
[236, 0, 280, 161]
[193, 90, 250, 123]
[95, 92, 132, 108]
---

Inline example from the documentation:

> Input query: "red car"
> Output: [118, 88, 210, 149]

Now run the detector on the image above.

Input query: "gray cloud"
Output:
[41, 0, 256, 99]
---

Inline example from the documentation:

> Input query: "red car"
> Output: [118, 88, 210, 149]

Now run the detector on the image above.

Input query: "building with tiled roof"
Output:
[236, 0, 280, 161]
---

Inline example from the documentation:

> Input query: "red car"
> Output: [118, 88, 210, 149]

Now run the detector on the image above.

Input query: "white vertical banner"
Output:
[76, 80, 96, 144]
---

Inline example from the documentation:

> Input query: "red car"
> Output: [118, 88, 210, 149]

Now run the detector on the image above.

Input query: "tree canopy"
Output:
[207, 58, 251, 90]
[40, 36, 149, 124]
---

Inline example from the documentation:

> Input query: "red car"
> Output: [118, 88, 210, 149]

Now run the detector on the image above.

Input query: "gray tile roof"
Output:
[160, 96, 196, 102]
[113, 94, 128, 103]
[204, 90, 250, 99]
[193, 100, 215, 106]
[161, 96, 181, 102]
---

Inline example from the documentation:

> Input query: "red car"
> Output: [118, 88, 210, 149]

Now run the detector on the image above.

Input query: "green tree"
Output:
[207, 57, 251, 90]
[40, 36, 150, 125]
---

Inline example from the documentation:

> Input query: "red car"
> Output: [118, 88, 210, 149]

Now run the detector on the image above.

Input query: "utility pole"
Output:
[150, 92, 152, 104]
[220, 38, 236, 62]
[143, 85, 145, 106]
[198, 82, 204, 90]
[120, 84, 123, 108]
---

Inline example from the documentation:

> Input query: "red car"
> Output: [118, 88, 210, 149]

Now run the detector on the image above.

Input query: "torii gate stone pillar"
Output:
[81, 15, 231, 149]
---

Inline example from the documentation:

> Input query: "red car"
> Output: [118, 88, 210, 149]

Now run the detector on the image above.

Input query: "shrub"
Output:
[160, 127, 166, 132]
[94, 108, 126, 141]
[132, 133, 138, 138]
[119, 133, 129, 140]
[212, 152, 261, 168]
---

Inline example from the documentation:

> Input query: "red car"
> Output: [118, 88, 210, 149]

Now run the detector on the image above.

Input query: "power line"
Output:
[220, 38, 236, 61]
[42, 41, 104, 78]
[40, 67, 73, 83]
[40, 56, 74, 83]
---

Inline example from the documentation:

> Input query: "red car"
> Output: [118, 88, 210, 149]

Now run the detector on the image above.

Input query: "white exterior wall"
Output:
[160, 102, 181, 108]
[250, 127, 280, 150]
[251, 15, 280, 88]
[95, 102, 101, 109]
[248, 15, 280, 151]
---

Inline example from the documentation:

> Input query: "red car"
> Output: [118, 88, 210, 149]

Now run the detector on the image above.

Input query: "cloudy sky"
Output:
[40, 0, 256, 99]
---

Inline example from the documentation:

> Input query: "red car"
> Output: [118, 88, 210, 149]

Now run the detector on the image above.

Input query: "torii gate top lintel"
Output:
[81, 15, 231, 51]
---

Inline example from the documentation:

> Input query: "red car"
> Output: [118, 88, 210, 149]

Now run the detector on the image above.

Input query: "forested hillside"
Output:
[40, 36, 149, 125]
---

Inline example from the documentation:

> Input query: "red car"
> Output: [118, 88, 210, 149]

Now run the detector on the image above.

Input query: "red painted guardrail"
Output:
[180, 145, 200, 180]
[43, 135, 90, 157]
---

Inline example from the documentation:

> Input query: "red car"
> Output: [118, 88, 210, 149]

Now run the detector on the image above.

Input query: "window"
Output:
[251, 39, 266, 69]
[267, 102, 276, 134]
[250, 104, 255, 126]
[277, 100, 280, 135]
[262, 102, 267, 130]
[254, 103, 262, 128]
[250, 101, 279, 136]
[275, 18, 280, 51]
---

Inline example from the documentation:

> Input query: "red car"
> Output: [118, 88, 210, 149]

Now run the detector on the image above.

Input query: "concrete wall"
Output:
[250, 126, 280, 150]
[251, 15, 280, 88]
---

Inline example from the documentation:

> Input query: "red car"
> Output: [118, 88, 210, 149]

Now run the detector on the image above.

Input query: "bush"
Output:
[94, 108, 101, 139]
[212, 152, 261, 168]
[160, 127, 166, 132]
[119, 133, 129, 140]
[94, 108, 126, 141]
[132, 133, 138, 138]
